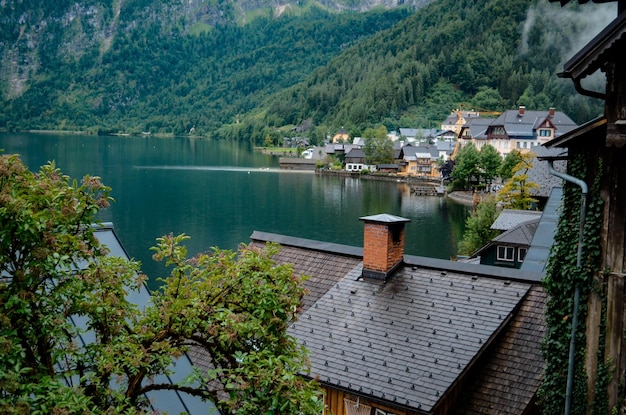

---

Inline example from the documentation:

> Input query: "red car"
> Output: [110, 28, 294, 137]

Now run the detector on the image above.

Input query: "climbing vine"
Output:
[539, 154, 605, 415]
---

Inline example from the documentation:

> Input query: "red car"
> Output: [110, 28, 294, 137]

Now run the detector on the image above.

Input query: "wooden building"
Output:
[544, 0, 626, 410]
[246, 214, 548, 415]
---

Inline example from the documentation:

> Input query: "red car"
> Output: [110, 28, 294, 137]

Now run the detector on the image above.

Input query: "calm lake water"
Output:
[0, 133, 469, 288]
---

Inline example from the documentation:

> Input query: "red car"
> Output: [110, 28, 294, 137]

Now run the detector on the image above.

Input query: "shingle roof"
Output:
[249, 232, 362, 311]
[491, 210, 543, 231]
[526, 147, 568, 198]
[288, 264, 531, 413]
[452, 285, 546, 414]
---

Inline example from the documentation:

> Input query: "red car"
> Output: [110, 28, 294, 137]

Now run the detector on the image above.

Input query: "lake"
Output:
[0, 132, 469, 288]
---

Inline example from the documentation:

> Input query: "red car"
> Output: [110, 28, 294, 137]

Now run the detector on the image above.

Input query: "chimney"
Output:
[518, 105, 525, 116]
[549, 107, 555, 117]
[359, 213, 410, 280]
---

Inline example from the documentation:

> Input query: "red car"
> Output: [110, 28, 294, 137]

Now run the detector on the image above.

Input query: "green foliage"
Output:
[0, 5, 409, 137]
[538, 154, 604, 415]
[457, 195, 499, 255]
[479, 144, 502, 184]
[499, 149, 523, 181]
[451, 143, 481, 190]
[363, 129, 394, 165]
[496, 151, 539, 209]
[0, 155, 323, 414]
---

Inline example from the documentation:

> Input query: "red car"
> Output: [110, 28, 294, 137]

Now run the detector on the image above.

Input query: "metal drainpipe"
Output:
[546, 159, 588, 415]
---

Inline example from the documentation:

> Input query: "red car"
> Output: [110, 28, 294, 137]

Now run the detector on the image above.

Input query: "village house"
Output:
[456, 107, 578, 157]
[247, 213, 547, 415]
[333, 127, 351, 143]
[345, 147, 377, 172]
[473, 218, 539, 269]
[398, 144, 440, 178]
[441, 109, 480, 135]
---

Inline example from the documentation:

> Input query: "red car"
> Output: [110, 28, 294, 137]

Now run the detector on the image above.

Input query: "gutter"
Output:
[544, 159, 588, 415]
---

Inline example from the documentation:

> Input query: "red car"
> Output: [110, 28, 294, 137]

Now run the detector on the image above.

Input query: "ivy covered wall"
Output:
[539, 153, 607, 415]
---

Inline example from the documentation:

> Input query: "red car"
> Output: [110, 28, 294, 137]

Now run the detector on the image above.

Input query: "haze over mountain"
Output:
[0, 0, 614, 142]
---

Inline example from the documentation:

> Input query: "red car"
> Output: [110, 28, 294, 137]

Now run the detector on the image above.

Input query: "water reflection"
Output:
[0, 133, 469, 288]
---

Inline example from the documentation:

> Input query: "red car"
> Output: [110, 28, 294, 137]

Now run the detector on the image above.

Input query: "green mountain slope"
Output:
[0, 0, 610, 138]
[0, 1, 412, 134]
[235, 0, 610, 143]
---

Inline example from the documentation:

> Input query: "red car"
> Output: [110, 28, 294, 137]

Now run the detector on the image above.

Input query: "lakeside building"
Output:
[458, 107, 578, 157]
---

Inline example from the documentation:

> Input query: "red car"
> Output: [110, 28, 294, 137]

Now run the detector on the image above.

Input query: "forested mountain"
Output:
[236, 0, 613, 143]
[0, 0, 612, 141]
[0, 0, 413, 134]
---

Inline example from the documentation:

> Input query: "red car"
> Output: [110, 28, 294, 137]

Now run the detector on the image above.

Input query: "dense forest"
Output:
[0, 0, 611, 143]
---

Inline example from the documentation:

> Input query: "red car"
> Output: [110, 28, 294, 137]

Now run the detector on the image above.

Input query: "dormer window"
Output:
[497, 246, 515, 261]
[538, 129, 552, 138]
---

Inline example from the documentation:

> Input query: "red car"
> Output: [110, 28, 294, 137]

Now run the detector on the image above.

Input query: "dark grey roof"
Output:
[471, 219, 539, 259]
[401, 145, 439, 160]
[492, 219, 539, 245]
[288, 264, 531, 413]
[490, 109, 578, 138]
[345, 148, 365, 159]
[491, 210, 542, 231]
[521, 187, 563, 273]
[452, 285, 546, 414]
[463, 117, 493, 139]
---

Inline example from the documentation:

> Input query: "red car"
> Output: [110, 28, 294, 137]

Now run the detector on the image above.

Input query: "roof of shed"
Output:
[493, 219, 539, 245]
[491, 210, 543, 231]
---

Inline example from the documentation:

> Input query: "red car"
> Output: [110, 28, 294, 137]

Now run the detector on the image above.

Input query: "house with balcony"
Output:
[398, 145, 440, 178]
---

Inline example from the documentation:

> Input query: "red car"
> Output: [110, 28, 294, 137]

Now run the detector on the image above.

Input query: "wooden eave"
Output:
[559, 12, 626, 81]
[543, 116, 607, 148]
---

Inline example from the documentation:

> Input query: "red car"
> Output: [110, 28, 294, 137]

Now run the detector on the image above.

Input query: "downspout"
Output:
[546, 160, 588, 415]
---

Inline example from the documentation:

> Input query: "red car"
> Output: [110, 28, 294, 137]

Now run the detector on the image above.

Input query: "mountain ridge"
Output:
[0, 0, 612, 139]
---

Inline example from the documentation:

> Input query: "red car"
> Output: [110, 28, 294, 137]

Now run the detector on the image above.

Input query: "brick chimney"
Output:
[549, 107, 555, 117]
[518, 105, 525, 116]
[359, 213, 410, 280]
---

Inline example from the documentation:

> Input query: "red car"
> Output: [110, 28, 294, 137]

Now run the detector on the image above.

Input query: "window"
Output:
[344, 398, 371, 415]
[539, 129, 552, 137]
[497, 246, 515, 261]
[518, 247, 527, 262]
